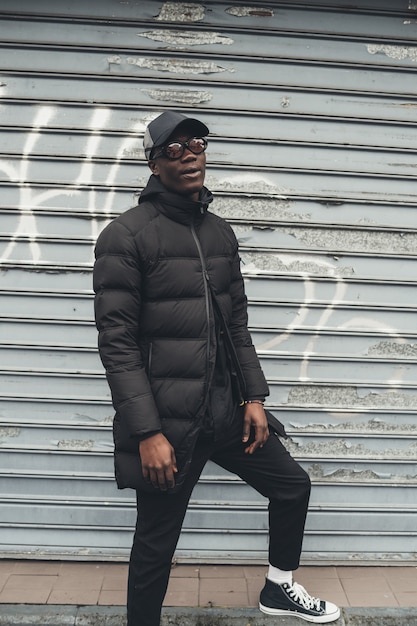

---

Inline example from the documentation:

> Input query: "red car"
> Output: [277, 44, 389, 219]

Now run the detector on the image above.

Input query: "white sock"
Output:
[267, 564, 293, 586]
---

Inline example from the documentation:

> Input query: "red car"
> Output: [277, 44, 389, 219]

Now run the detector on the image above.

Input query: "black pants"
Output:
[127, 429, 311, 626]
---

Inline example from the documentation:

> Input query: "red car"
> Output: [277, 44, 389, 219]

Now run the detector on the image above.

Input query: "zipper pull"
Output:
[204, 269, 210, 282]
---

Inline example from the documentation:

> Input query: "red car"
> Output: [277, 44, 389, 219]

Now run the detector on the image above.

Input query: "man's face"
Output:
[148, 130, 206, 201]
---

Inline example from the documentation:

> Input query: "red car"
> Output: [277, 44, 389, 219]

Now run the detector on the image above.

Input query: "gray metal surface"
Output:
[0, 0, 416, 563]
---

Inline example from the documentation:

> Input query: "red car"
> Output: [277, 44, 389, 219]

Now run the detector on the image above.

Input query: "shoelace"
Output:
[286, 582, 322, 611]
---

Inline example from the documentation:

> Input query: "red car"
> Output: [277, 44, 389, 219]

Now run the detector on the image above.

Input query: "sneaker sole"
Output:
[259, 602, 341, 623]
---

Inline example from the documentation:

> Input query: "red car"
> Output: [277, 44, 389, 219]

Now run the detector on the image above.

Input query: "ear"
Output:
[148, 160, 159, 175]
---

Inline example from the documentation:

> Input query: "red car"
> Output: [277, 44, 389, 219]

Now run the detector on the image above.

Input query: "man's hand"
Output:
[139, 433, 178, 491]
[242, 403, 269, 454]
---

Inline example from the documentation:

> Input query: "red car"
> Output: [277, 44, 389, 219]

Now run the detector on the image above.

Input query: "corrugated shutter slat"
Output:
[1, 0, 416, 563]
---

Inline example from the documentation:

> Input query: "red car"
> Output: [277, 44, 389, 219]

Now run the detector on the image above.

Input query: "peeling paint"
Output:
[281, 227, 417, 254]
[126, 56, 232, 75]
[357, 217, 377, 226]
[367, 341, 417, 358]
[226, 6, 274, 17]
[286, 438, 417, 459]
[122, 147, 142, 159]
[107, 55, 121, 64]
[143, 88, 212, 104]
[56, 439, 94, 450]
[74, 412, 113, 424]
[156, 2, 205, 22]
[288, 385, 417, 409]
[209, 174, 289, 196]
[307, 464, 414, 482]
[0, 427, 20, 440]
[212, 196, 310, 223]
[399, 102, 417, 109]
[138, 29, 234, 48]
[367, 43, 417, 63]
[289, 419, 416, 434]
[409, 1, 417, 9]
[96, 415, 114, 425]
[241, 252, 354, 277]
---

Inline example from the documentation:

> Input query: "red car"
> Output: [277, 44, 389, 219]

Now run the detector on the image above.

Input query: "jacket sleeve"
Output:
[227, 230, 270, 401]
[93, 219, 161, 438]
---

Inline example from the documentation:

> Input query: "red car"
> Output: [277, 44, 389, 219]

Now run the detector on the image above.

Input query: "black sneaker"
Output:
[259, 578, 340, 623]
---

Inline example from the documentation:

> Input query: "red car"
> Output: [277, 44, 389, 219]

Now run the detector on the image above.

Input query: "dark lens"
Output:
[164, 142, 184, 159]
[188, 138, 206, 154]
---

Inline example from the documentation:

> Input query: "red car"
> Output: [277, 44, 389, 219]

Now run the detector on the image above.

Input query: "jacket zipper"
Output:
[147, 342, 153, 382]
[190, 222, 212, 404]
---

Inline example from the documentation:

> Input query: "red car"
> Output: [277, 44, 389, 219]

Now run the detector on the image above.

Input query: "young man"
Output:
[93, 111, 340, 625]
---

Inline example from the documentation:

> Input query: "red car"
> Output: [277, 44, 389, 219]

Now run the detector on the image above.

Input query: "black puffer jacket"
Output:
[93, 176, 269, 488]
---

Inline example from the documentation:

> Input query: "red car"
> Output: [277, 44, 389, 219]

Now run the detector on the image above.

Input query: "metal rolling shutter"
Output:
[1, 0, 416, 563]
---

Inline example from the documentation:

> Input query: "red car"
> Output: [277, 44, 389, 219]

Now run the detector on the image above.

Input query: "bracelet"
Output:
[245, 399, 264, 405]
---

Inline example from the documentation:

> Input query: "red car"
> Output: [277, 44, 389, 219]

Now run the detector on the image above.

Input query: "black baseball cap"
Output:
[144, 111, 209, 160]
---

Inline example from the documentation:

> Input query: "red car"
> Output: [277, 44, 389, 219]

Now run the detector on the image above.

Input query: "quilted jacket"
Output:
[93, 175, 269, 488]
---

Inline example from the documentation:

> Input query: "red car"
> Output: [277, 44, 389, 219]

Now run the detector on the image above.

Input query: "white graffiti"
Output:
[0, 104, 414, 410]
[0, 104, 151, 265]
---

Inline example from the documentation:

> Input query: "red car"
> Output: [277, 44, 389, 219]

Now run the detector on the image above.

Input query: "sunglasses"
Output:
[152, 137, 207, 161]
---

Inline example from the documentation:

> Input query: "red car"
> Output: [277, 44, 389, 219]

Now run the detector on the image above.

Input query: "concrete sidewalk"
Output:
[0, 560, 417, 624]
[1, 605, 417, 626]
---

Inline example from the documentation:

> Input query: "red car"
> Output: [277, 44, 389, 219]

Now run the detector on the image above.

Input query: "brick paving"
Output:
[0, 561, 416, 608]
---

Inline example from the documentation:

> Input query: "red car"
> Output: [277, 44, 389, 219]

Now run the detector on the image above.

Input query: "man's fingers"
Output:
[139, 434, 178, 491]
[242, 416, 251, 442]
[245, 422, 268, 454]
[148, 469, 161, 489]
[171, 448, 178, 474]
[150, 457, 178, 491]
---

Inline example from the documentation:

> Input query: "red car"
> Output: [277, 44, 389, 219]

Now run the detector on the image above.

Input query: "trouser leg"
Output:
[127, 440, 211, 626]
[211, 431, 311, 571]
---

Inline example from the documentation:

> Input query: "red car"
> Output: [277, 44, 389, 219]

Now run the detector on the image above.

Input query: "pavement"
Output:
[0, 560, 417, 625]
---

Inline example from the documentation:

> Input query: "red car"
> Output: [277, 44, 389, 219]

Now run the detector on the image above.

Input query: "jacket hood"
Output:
[139, 174, 213, 223]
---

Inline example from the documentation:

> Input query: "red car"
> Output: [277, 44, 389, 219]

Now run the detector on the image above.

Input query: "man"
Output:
[93, 111, 340, 625]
